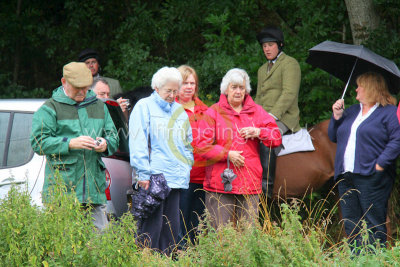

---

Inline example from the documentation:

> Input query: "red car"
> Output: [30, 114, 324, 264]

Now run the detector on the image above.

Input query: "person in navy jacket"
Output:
[328, 72, 400, 248]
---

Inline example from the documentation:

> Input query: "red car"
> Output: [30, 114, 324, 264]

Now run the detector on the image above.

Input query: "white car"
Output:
[0, 98, 133, 218]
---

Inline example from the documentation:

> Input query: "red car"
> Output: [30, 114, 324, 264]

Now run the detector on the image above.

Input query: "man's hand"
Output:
[94, 137, 107, 153]
[117, 97, 129, 113]
[69, 136, 96, 150]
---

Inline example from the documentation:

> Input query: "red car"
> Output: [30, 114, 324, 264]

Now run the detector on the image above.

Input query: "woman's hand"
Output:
[239, 127, 261, 139]
[375, 163, 384, 171]
[228, 150, 245, 167]
[332, 99, 344, 120]
[138, 180, 150, 190]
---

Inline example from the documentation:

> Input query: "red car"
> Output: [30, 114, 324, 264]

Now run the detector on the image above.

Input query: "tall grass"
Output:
[0, 173, 172, 266]
[1, 176, 400, 266]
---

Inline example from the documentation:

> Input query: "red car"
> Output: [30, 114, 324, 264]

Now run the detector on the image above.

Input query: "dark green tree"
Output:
[1, 0, 399, 125]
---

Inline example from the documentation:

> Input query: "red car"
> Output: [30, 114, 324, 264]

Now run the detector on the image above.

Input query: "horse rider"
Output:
[255, 25, 301, 197]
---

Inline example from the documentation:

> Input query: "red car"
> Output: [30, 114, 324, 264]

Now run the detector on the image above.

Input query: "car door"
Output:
[102, 99, 133, 218]
[0, 110, 45, 206]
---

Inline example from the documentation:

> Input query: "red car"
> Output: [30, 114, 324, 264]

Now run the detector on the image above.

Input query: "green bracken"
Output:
[1, 174, 400, 266]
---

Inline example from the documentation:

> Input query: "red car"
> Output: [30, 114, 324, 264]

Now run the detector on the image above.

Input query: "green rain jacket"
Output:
[30, 86, 119, 204]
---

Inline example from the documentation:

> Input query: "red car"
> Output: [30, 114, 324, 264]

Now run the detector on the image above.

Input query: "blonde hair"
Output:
[177, 65, 199, 99]
[356, 72, 396, 106]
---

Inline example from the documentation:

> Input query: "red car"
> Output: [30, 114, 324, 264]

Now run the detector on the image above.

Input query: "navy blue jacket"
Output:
[328, 104, 400, 179]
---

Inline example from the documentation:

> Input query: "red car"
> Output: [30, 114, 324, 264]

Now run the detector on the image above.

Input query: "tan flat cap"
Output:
[63, 62, 93, 87]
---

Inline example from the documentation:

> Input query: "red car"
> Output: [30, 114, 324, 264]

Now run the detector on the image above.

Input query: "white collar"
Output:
[269, 52, 282, 64]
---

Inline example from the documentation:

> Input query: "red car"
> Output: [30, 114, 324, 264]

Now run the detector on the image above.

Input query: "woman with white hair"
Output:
[197, 68, 281, 228]
[129, 66, 194, 255]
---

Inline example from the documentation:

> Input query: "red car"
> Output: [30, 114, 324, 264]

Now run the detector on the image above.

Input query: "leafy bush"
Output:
[2, 176, 400, 266]
[184, 202, 328, 266]
[3, 0, 400, 126]
[0, 173, 173, 266]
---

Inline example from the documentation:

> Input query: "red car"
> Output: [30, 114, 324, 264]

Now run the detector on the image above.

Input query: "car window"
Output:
[104, 100, 129, 154]
[0, 112, 11, 166]
[7, 113, 34, 167]
[0, 112, 34, 168]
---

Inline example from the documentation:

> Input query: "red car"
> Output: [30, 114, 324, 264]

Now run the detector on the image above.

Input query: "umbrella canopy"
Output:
[306, 40, 400, 96]
[131, 173, 171, 220]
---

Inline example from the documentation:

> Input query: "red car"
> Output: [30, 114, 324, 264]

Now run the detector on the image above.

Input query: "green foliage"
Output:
[3, 184, 400, 265]
[0, 174, 93, 266]
[270, 203, 325, 265]
[0, 172, 175, 266]
[181, 201, 400, 266]
[1, 0, 399, 125]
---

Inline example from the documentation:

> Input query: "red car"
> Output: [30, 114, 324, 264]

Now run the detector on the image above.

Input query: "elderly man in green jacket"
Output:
[255, 26, 301, 197]
[30, 62, 119, 230]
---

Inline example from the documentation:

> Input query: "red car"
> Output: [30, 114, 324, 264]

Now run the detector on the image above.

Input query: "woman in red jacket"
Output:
[198, 68, 281, 229]
[177, 65, 208, 245]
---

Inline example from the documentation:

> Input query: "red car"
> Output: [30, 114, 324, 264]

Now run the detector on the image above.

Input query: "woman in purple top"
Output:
[328, 72, 400, 248]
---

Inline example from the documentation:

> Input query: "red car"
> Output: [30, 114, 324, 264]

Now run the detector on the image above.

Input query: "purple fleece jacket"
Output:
[328, 103, 400, 179]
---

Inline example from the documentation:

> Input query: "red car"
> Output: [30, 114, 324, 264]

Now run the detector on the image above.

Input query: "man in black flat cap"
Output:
[254, 26, 301, 198]
[78, 48, 123, 98]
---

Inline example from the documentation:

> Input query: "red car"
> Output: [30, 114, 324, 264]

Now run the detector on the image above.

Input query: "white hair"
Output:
[151, 66, 182, 90]
[220, 68, 251, 94]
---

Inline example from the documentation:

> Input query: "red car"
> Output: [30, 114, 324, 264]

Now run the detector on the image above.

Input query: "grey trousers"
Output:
[276, 120, 289, 135]
[90, 204, 109, 231]
[274, 120, 289, 154]
[205, 191, 259, 229]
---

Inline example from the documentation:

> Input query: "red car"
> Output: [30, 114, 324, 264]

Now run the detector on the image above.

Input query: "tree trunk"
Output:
[13, 0, 22, 84]
[344, 0, 380, 45]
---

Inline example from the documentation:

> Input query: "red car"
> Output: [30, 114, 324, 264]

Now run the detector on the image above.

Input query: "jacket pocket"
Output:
[49, 157, 78, 171]
[48, 157, 79, 184]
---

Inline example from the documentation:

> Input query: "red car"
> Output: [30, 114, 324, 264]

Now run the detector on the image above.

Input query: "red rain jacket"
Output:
[182, 97, 209, 184]
[197, 94, 281, 195]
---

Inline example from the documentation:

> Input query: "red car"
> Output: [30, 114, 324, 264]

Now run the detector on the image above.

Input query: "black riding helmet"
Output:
[78, 48, 99, 62]
[256, 26, 284, 50]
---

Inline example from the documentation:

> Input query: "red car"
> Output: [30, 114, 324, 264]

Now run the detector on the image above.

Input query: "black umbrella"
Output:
[306, 40, 400, 97]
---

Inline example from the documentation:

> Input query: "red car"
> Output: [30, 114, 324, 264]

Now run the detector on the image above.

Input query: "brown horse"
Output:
[273, 119, 396, 244]
[273, 119, 336, 198]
